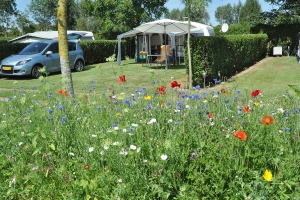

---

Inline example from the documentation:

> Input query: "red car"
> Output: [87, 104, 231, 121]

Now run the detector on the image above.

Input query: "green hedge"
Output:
[0, 43, 28, 61]
[251, 23, 300, 56]
[79, 40, 117, 65]
[0, 40, 130, 65]
[0, 37, 14, 44]
[186, 34, 268, 86]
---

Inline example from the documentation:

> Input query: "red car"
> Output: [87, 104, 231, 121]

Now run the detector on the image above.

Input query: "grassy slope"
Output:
[0, 56, 300, 98]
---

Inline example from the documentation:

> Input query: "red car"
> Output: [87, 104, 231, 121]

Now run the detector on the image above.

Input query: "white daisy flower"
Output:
[88, 147, 94, 152]
[161, 154, 168, 160]
[130, 145, 137, 150]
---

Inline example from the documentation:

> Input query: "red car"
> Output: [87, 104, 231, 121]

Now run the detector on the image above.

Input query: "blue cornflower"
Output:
[20, 86, 24, 89]
[236, 90, 241, 94]
[202, 92, 207, 95]
[111, 124, 116, 127]
[285, 110, 291, 115]
[48, 109, 53, 114]
[194, 85, 201, 90]
[90, 79, 94, 83]
[213, 78, 220, 84]
[48, 92, 52, 98]
[47, 118, 52, 121]
[194, 94, 201, 99]
[97, 106, 101, 110]
[61, 116, 67, 124]
[125, 85, 129, 89]
[21, 94, 25, 97]
[152, 80, 157, 84]
[31, 86, 36, 89]
[285, 127, 290, 131]
[59, 105, 64, 110]
[177, 101, 184, 107]
[26, 109, 30, 113]
[124, 99, 132, 105]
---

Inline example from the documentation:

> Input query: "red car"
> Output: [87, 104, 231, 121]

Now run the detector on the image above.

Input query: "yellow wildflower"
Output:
[144, 95, 151, 101]
[116, 113, 120, 117]
[254, 102, 260, 107]
[263, 169, 272, 182]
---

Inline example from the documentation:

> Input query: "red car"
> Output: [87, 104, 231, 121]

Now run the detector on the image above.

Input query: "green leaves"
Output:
[288, 85, 300, 96]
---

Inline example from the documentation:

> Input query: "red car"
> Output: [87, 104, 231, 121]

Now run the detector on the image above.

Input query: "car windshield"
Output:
[19, 42, 49, 55]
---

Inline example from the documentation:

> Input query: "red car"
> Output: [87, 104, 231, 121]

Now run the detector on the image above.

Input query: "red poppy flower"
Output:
[84, 164, 89, 170]
[170, 81, 181, 88]
[262, 116, 274, 125]
[62, 90, 68, 97]
[220, 88, 226, 93]
[251, 89, 262, 98]
[235, 130, 247, 141]
[242, 106, 250, 113]
[208, 112, 214, 119]
[118, 75, 126, 82]
[156, 86, 166, 95]
[58, 89, 63, 94]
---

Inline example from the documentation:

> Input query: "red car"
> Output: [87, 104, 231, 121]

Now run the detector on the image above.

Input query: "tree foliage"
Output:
[80, 0, 168, 39]
[0, 0, 17, 36]
[239, 0, 262, 24]
[262, 0, 300, 25]
[265, 0, 300, 16]
[28, 0, 79, 31]
[215, 4, 234, 25]
[16, 11, 36, 35]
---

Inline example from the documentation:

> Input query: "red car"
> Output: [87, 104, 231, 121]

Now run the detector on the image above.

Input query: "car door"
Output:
[44, 42, 60, 72]
[68, 42, 77, 68]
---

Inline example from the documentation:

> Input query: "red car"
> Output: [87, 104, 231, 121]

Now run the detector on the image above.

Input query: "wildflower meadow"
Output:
[0, 72, 300, 199]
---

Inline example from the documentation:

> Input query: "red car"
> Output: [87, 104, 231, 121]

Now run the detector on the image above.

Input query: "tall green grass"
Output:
[0, 57, 300, 199]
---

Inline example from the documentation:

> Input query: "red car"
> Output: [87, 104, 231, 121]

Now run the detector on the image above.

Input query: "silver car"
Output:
[0, 40, 85, 78]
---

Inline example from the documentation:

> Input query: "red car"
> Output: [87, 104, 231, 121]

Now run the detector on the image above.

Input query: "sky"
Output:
[16, 0, 277, 26]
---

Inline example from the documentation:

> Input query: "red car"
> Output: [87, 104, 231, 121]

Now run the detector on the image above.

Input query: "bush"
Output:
[186, 34, 268, 86]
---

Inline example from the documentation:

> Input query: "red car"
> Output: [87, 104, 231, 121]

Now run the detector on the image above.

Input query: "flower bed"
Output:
[0, 79, 299, 199]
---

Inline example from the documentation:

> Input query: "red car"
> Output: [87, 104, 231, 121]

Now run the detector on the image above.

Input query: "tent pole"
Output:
[164, 25, 167, 69]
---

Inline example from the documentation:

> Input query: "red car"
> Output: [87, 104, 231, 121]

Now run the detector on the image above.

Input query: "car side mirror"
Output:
[45, 51, 53, 56]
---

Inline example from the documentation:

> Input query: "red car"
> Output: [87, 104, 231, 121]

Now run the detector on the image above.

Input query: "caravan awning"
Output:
[117, 29, 142, 66]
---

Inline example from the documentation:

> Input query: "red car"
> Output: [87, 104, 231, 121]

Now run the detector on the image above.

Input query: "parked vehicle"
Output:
[0, 40, 85, 78]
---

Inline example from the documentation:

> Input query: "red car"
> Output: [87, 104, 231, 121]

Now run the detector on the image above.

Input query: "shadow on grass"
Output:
[0, 66, 95, 80]
[123, 62, 186, 70]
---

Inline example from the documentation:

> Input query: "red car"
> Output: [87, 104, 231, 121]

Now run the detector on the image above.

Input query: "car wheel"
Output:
[74, 60, 84, 72]
[31, 65, 42, 78]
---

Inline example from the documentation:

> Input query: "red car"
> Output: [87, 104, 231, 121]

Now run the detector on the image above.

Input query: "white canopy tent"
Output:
[117, 19, 215, 66]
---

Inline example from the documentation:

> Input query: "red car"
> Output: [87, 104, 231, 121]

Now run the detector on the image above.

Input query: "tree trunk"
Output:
[57, 0, 75, 100]
[187, 0, 192, 90]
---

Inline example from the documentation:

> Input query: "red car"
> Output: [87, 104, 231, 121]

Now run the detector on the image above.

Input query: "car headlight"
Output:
[16, 58, 32, 66]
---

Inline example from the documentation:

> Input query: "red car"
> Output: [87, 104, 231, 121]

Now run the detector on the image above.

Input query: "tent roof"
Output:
[169, 21, 215, 36]
[117, 29, 142, 39]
